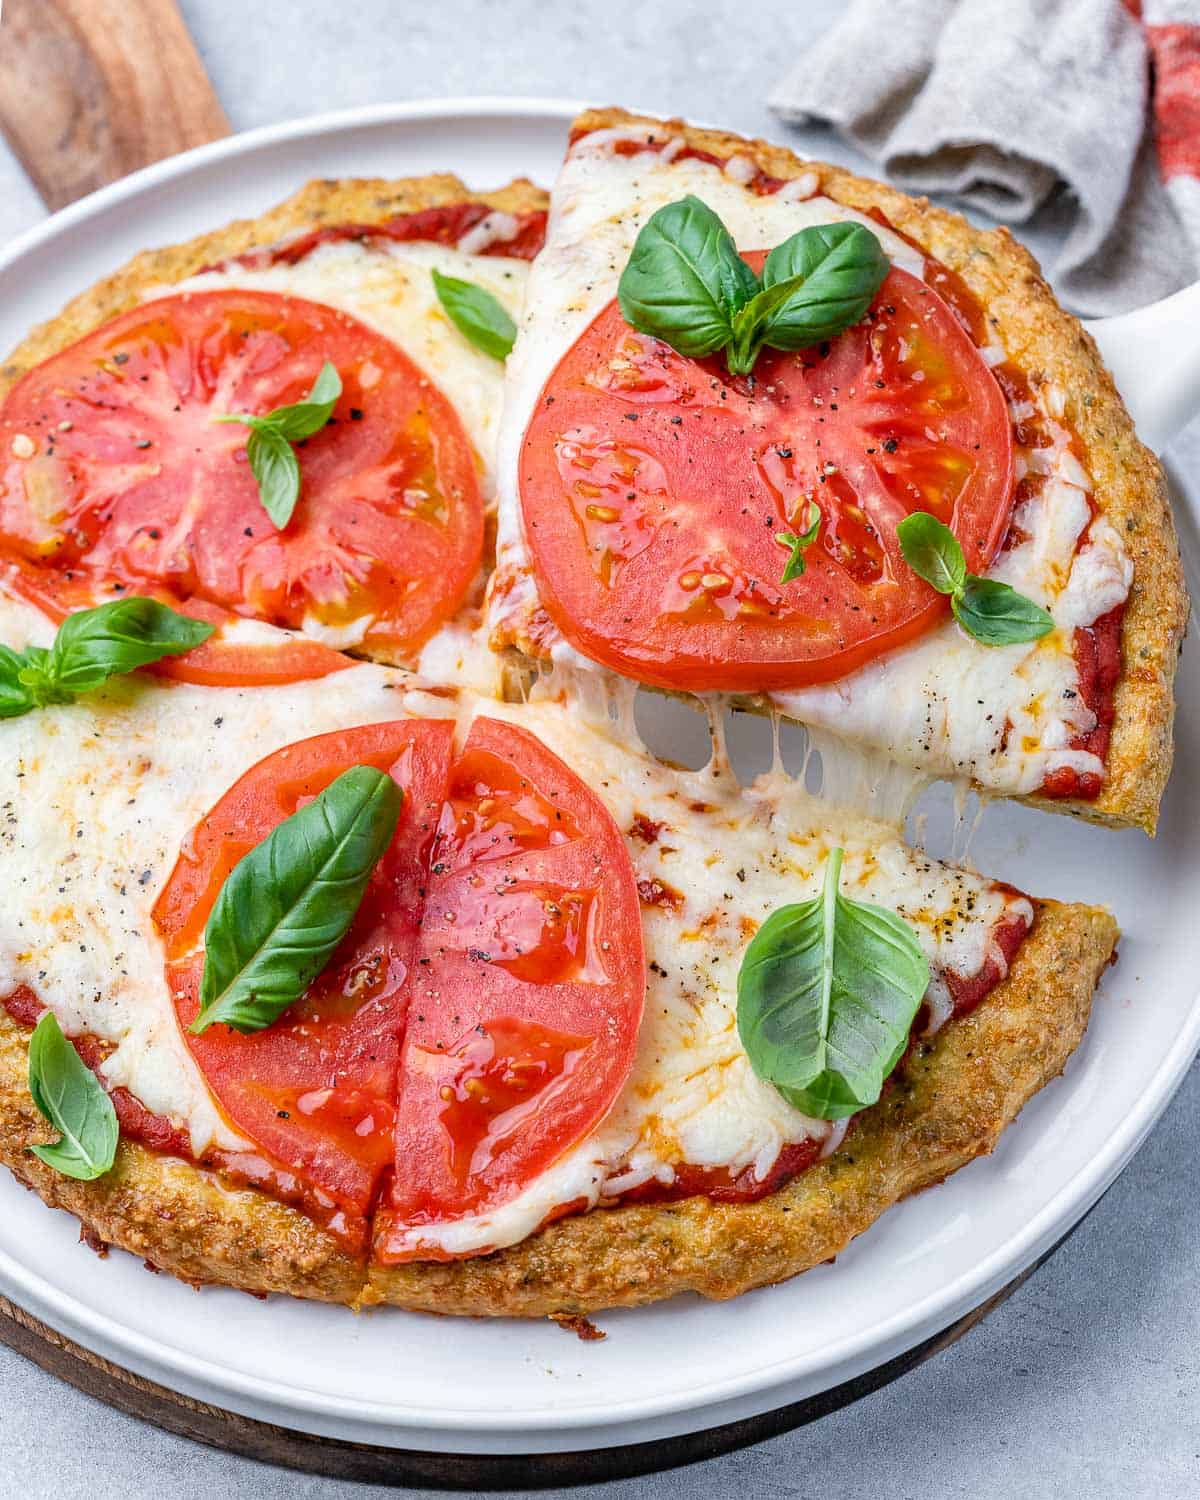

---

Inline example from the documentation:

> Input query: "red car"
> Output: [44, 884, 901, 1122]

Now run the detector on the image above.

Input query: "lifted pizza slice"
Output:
[487, 108, 1187, 833]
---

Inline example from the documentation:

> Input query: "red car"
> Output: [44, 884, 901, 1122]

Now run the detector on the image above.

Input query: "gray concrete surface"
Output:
[0, 2, 1197, 1494]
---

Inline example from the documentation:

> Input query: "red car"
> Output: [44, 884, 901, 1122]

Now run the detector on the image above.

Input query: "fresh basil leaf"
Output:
[0, 643, 36, 718]
[897, 511, 1053, 646]
[776, 502, 822, 584]
[27, 1011, 118, 1181]
[215, 360, 341, 442]
[0, 599, 214, 717]
[617, 196, 759, 359]
[758, 222, 889, 349]
[246, 423, 302, 529]
[432, 269, 518, 360]
[191, 764, 403, 1035]
[617, 203, 889, 377]
[266, 361, 343, 442]
[216, 361, 341, 527]
[38, 597, 215, 698]
[726, 273, 809, 376]
[953, 574, 1054, 646]
[737, 847, 929, 1120]
[896, 511, 967, 596]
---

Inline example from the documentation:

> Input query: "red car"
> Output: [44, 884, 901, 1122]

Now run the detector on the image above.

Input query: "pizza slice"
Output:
[0, 173, 547, 689]
[0, 601, 1115, 1313]
[487, 108, 1188, 834]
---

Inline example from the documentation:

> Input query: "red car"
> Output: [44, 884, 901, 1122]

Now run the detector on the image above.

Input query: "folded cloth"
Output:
[769, 0, 1200, 315]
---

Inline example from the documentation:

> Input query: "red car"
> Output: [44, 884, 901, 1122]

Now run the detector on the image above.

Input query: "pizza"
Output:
[0, 128, 1166, 1320]
[488, 108, 1187, 834]
[0, 594, 1115, 1310]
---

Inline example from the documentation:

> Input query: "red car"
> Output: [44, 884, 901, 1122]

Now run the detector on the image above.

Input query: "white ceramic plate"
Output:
[0, 98, 1195, 1457]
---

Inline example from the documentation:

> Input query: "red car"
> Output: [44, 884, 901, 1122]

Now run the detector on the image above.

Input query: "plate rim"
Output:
[0, 95, 588, 284]
[0, 94, 1195, 1442]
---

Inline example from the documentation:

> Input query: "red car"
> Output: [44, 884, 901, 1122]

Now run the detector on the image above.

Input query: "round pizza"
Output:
[0, 113, 1176, 1320]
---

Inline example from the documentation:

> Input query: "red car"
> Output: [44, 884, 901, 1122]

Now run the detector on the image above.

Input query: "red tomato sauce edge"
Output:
[211, 202, 548, 275]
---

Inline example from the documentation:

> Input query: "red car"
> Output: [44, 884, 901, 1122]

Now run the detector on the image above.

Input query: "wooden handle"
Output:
[0, 0, 230, 211]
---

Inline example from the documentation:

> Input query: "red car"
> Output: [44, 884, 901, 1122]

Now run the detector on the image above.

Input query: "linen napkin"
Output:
[769, 0, 1200, 315]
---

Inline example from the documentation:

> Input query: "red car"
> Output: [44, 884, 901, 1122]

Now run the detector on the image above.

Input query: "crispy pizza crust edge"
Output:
[499, 107, 1189, 836]
[364, 898, 1115, 1314]
[0, 899, 1115, 1315]
[0, 172, 548, 400]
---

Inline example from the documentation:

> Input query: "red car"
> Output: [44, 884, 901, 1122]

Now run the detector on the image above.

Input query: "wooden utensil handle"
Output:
[0, 0, 229, 210]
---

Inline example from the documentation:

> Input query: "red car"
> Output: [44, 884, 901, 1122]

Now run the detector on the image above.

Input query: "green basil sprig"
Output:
[27, 1012, 119, 1180]
[216, 360, 342, 529]
[0, 598, 214, 719]
[190, 765, 402, 1035]
[896, 512, 1054, 647]
[776, 502, 821, 584]
[617, 198, 889, 377]
[432, 269, 517, 359]
[737, 847, 929, 1120]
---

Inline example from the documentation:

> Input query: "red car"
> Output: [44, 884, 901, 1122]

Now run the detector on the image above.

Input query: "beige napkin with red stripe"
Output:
[769, 0, 1200, 315]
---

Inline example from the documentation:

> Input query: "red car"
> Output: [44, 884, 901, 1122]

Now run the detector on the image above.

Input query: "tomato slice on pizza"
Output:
[378, 716, 646, 1255]
[155, 719, 456, 1216]
[155, 714, 645, 1231]
[0, 289, 484, 683]
[520, 263, 1013, 693]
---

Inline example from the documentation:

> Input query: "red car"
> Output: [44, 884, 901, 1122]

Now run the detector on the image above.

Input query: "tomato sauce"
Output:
[616, 1138, 824, 1208]
[943, 903, 1032, 1020]
[636, 876, 683, 911]
[1040, 606, 1124, 801]
[218, 202, 548, 275]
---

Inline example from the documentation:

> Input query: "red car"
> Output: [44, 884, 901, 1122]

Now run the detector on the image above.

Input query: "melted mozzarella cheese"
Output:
[487, 125, 1133, 798]
[383, 687, 1031, 1257]
[414, 614, 506, 697]
[164, 237, 529, 499]
[0, 592, 1027, 1253]
[775, 445, 1134, 794]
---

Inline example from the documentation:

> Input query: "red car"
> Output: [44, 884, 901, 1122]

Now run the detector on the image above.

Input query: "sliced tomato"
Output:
[376, 716, 645, 1255]
[154, 714, 645, 1240]
[154, 719, 456, 1218]
[0, 289, 484, 682]
[520, 263, 1014, 692]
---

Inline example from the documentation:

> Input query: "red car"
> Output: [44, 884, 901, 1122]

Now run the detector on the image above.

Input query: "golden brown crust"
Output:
[0, 1009, 363, 1302]
[0, 172, 548, 400]
[500, 107, 1188, 836]
[0, 897, 1110, 1315]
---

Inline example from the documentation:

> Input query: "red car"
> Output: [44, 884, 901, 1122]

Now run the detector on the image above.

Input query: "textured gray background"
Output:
[0, 2, 1198, 1495]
